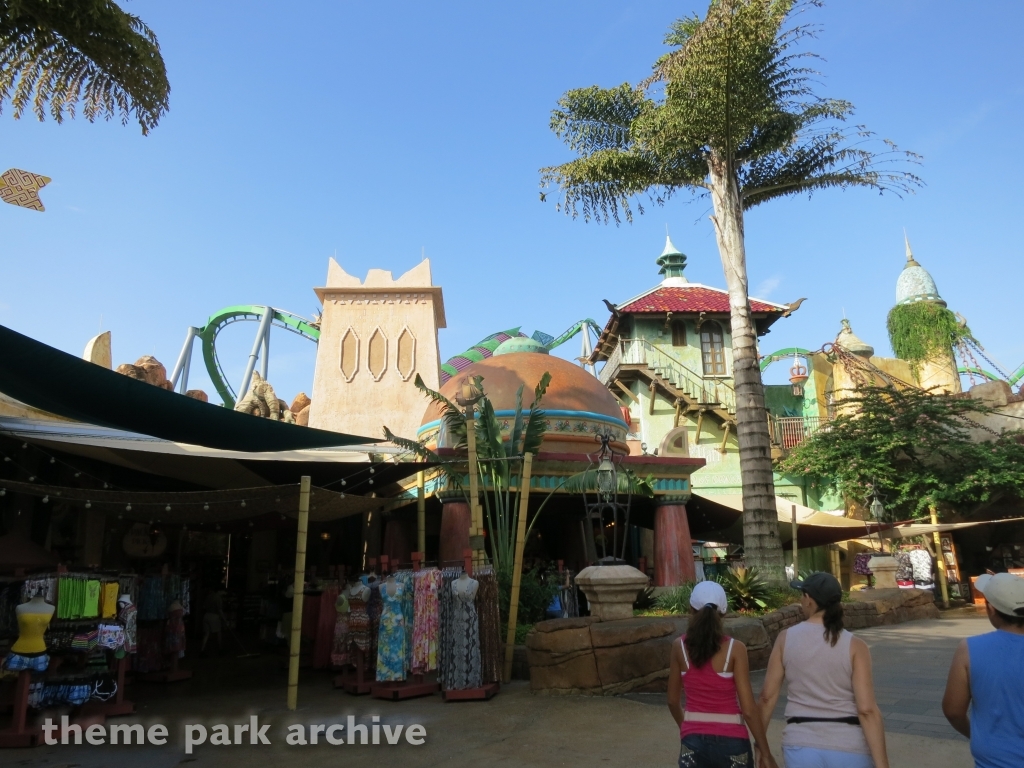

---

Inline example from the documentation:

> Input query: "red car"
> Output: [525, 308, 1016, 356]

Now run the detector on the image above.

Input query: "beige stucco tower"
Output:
[309, 258, 446, 440]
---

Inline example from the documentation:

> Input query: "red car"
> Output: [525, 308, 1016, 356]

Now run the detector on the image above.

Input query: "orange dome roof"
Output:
[417, 351, 628, 454]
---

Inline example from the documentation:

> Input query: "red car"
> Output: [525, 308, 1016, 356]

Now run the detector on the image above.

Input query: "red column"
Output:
[382, 518, 410, 568]
[654, 501, 695, 586]
[439, 498, 471, 565]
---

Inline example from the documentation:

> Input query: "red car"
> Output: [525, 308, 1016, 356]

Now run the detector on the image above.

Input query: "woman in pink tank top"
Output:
[668, 581, 777, 768]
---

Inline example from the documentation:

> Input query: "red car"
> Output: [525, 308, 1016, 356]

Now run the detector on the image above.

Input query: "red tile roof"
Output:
[617, 285, 785, 314]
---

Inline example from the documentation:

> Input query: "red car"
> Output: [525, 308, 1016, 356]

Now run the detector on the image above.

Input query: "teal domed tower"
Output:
[886, 236, 964, 393]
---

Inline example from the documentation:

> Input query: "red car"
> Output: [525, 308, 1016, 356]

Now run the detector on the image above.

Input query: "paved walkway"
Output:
[1, 614, 989, 767]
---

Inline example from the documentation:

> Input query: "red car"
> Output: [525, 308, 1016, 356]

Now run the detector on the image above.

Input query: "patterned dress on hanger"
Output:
[375, 583, 407, 682]
[367, 582, 383, 669]
[348, 595, 370, 652]
[330, 597, 350, 667]
[448, 581, 482, 690]
[412, 569, 440, 674]
[475, 571, 501, 684]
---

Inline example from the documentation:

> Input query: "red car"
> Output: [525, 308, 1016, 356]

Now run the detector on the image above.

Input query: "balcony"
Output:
[772, 415, 828, 450]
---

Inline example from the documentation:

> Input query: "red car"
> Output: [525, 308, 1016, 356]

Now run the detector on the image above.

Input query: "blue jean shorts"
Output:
[783, 746, 874, 768]
[679, 734, 753, 768]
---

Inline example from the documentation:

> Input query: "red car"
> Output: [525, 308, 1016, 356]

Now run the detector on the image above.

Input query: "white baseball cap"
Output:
[974, 573, 1024, 617]
[690, 580, 729, 614]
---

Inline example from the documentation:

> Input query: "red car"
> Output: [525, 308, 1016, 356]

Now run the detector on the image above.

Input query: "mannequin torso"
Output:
[348, 581, 371, 602]
[12, 596, 55, 654]
[452, 573, 479, 600]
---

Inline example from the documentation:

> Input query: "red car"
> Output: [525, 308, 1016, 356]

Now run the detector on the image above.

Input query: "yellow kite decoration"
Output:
[0, 168, 51, 212]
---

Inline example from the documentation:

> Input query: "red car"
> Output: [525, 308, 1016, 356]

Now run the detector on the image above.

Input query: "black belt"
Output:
[786, 716, 861, 726]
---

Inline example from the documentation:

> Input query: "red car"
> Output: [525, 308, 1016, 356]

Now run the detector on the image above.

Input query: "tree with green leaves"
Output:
[541, 0, 920, 581]
[386, 372, 552, 577]
[1, 0, 169, 134]
[779, 386, 1024, 521]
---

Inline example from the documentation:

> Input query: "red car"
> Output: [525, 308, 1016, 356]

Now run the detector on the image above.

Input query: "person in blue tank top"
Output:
[942, 572, 1024, 768]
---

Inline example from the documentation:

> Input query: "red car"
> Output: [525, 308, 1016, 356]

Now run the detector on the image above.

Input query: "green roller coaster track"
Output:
[179, 308, 598, 409]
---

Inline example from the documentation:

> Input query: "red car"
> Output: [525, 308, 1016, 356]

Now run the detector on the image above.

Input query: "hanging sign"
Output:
[123, 522, 167, 558]
[0, 168, 51, 212]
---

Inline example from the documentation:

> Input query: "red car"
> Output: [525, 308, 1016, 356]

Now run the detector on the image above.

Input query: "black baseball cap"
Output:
[791, 572, 842, 607]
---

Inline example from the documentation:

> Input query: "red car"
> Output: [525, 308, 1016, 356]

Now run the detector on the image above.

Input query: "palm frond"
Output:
[414, 373, 466, 448]
[382, 427, 461, 489]
[521, 372, 552, 456]
[507, 384, 526, 459]
[0, 0, 170, 134]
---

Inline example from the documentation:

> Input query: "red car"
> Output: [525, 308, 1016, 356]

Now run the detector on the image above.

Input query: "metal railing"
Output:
[601, 338, 737, 414]
[772, 415, 827, 449]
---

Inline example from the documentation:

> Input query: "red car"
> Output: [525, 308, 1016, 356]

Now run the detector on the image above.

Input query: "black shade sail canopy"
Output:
[0, 324, 378, 452]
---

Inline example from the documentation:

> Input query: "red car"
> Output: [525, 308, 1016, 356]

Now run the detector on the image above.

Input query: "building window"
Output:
[671, 320, 687, 347]
[700, 321, 727, 376]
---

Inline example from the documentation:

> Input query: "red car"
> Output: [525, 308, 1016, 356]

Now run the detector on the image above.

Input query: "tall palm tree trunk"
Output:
[708, 156, 786, 584]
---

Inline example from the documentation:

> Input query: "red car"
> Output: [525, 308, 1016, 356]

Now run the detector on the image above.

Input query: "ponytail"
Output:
[822, 601, 844, 647]
[685, 605, 724, 668]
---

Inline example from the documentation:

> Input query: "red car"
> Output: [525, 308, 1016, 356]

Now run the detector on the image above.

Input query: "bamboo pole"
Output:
[503, 452, 534, 683]
[286, 476, 311, 711]
[931, 506, 950, 608]
[416, 471, 426, 555]
[791, 504, 798, 581]
[465, 404, 483, 569]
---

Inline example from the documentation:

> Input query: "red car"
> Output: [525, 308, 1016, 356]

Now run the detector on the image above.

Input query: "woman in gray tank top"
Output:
[757, 573, 890, 768]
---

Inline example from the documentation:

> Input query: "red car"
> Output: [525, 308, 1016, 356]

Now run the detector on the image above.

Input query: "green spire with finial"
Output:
[656, 234, 687, 280]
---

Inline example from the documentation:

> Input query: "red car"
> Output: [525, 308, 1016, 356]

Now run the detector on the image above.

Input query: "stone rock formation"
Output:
[291, 393, 311, 414]
[133, 355, 168, 387]
[115, 355, 208, 401]
[115, 363, 147, 381]
[234, 373, 297, 423]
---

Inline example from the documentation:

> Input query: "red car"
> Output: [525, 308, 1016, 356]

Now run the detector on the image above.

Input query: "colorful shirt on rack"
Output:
[84, 580, 101, 618]
[909, 549, 934, 582]
[101, 582, 119, 618]
[118, 602, 137, 653]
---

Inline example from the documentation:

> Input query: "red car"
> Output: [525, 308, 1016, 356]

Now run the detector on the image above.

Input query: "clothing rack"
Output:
[371, 552, 441, 702]
[0, 567, 135, 747]
[335, 574, 374, 695]
[441, 550, 500, 703]
[138, 565, 191, 684]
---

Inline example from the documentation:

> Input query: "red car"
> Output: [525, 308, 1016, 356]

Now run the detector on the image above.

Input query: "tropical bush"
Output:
[720, 567, 771, 611]
[654, 583, 696, 614]
[497, 567, 559, 626]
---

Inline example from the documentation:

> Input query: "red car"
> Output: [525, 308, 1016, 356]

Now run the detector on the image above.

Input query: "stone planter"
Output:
[575, 564, 648, 621]
[867, 555, 899, 590]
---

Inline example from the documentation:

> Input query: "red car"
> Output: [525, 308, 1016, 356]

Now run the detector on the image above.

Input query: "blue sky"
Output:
[3, 0, 1023, 407]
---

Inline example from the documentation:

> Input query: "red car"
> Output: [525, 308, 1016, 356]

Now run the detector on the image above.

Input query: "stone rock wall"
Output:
[527, 588, 938, 695]
[526, 615, 769, 696]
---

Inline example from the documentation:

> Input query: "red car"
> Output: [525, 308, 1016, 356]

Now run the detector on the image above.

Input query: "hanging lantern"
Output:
[789, 357, 809, 397]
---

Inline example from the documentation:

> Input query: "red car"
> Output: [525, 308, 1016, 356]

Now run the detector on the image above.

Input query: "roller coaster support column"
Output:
[239, 307, 274, 399]
[170, 327, 201, 394]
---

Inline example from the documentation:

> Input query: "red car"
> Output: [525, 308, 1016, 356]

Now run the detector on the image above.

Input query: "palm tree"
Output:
[1, 0, 169, 134]
[541, 0, 920, 582]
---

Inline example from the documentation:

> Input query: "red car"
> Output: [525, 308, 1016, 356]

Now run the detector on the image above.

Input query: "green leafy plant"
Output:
[887, 303, 972, 376]
[633, 586, 657, 610]
[654, 583, 696, 614]
[721, 567, 770, 611]
[497, 568, 559, 627]
[779, 385, 1024, 519]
